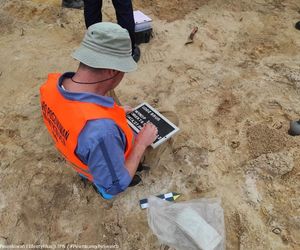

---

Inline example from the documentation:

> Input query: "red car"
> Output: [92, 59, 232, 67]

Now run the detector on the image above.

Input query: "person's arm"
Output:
[125, 123, 158, 177]
[76, 119, 132, 195]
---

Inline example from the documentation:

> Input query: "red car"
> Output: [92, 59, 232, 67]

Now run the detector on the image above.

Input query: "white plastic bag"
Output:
[147, 196, 225, 250]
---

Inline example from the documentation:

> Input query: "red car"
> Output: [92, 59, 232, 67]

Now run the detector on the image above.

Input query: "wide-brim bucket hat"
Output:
[72, 22, 137, 72]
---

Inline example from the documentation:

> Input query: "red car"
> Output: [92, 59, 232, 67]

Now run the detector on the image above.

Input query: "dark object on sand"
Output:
[128, 175, 142, 187]
[185, 27, 198, 45]
[295, 21, 300, 30]
[62, 0, 84, 9]
[135, 29, 153, 45]
[132, 45, 141, 63]
[288, 120, 300, 136]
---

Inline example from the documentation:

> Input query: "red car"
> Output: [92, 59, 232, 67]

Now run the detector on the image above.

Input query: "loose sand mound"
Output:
[0, 0, 300, 249]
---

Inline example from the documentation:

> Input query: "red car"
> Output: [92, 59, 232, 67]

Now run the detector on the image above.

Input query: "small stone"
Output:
[289, 120, 300, 136]
[153, 98, 159, 103]
[230, 141, 240, 149]
[272, 227, 281, 235]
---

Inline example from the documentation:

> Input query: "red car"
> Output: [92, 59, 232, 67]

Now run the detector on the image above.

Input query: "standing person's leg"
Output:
[83, 0, 103, 28]
[111, 0, 136, 51]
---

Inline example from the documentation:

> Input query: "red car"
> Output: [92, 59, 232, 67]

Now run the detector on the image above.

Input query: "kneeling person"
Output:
[40, 22, 157, 199]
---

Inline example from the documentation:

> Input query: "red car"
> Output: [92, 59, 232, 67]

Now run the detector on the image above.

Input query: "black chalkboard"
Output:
[126, 103, 179, 148]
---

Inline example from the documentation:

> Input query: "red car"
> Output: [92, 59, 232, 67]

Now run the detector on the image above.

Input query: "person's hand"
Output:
[122, 105, 133, 114]
[135, 123, 158, 148]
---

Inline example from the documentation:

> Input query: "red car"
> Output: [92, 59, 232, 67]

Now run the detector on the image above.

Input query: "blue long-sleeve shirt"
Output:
[57, 72, 132, 195]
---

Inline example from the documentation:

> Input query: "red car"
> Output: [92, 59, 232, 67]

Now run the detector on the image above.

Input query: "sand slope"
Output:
[0, 0, 300, 249]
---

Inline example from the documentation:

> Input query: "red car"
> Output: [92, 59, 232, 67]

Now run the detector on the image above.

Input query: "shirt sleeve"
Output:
[76, 119, 132, 195]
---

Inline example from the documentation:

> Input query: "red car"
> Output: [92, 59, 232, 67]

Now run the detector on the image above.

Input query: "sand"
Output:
[0, 0, 300, 249]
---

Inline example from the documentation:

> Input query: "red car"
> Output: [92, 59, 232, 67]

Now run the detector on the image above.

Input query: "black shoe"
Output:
[129, 175, 142, 187]
[132, 45, 141, 63]
[62, 0, 84, 9]
[137, 162, 150, 172]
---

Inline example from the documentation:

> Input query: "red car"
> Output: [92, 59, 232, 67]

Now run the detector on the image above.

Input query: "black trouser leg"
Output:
[112, 0, 136, 51]
[83, 0, 103, 28]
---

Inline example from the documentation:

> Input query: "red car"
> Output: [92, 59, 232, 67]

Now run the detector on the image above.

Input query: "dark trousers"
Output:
[83, 0, 136, 50]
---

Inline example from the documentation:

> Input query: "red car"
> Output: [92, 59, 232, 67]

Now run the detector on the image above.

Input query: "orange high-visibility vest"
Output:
[40, 73, 134, 181]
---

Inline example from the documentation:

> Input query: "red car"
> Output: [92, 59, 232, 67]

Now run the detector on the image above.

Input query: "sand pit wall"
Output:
[0, 0, 300, 249]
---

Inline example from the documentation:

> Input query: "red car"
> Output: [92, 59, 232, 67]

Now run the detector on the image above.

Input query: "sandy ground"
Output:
[0, 0, 300, 249]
